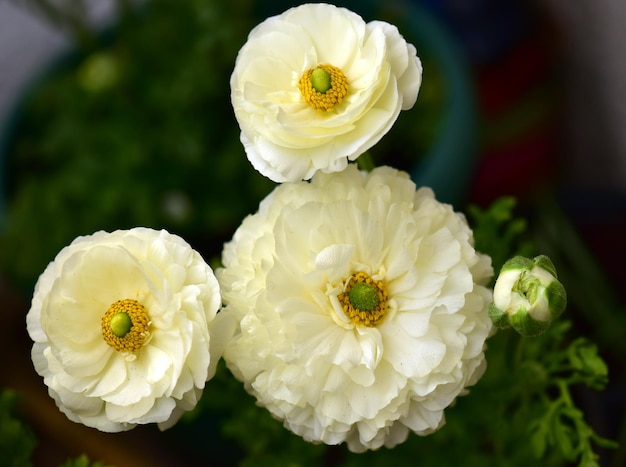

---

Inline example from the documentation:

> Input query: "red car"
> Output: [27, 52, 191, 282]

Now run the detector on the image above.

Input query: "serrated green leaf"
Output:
[591, 433, 619, 450]
[552, 413, 577, 460]
[529, 420, 549, 459]
[578, 345, 609, 377]
[578, 455, 600, 467]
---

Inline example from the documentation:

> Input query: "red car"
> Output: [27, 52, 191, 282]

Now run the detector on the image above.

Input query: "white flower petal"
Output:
[372, 20, 423, 109]
[382, 319, 446, 378]
[84, 356, 128, 398]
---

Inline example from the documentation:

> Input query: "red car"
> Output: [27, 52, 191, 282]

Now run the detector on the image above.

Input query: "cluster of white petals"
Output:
[26, 228, 222, 432]
[230, 3, 422, 182]
[217, 165, 493, 452]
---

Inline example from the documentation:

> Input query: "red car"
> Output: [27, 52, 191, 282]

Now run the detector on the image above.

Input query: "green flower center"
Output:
[102, 299, 150, 352]
[310, 67, 332, 93]
[298, 64, 349, 112]
[338, 272, 388, 327]
[109, 312, 133, 337]
[348, 282, 380, 311]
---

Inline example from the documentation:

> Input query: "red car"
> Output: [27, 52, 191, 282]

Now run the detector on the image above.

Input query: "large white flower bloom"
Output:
[230, 3, 422, 182]
[217, 165, 493, 452]
[26, 228, 222, 432]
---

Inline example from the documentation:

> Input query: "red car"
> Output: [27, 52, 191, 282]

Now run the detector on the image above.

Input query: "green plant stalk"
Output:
[356, 151, 376, 172]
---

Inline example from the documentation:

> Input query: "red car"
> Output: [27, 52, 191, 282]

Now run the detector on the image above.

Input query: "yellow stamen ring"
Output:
[298, 64, 349, 112]
[338, 272, 388, 327]
[102, 299, 150, 352]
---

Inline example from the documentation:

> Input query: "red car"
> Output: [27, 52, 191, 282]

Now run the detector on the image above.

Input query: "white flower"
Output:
[26, 228, 223, 432]
[217, 165, 493, 452]
[490, 255, 566, 336]
[230, 3, 422, 182]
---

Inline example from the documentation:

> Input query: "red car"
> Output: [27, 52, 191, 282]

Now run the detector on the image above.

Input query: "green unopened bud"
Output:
[489, 255, 566, 337]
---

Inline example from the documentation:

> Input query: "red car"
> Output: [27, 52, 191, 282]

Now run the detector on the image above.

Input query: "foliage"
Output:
[468, 196, 533, 276]
[524, 322, 617, 466]
[0, 389, 37, 467]
[61, 454, 110, 467]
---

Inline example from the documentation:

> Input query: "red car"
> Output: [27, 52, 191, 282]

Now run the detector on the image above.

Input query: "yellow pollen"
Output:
[338, 272, 388, 327]
[298, 64, 349, 112]
[101, 299, 150, 353]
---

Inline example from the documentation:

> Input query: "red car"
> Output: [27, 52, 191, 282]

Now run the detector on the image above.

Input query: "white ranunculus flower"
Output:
[217, 165, 493, 452]
[26, 228, 223, 432]
[230, 3, 422, 182]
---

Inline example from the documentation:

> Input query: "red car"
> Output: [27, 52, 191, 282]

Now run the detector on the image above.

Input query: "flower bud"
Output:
[489, 255, 566, 336]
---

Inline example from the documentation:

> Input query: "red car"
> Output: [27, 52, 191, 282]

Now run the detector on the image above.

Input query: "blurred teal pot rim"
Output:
[401, 1, 478, 207]
[0, 47, 85, 233]
[0, 0, 477, 231]
[257, 0, 478, 207]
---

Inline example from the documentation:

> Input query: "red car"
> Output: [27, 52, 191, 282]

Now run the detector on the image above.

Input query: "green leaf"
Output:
[61, 454, 109, 467]
[0, 389, 37, 467]
[468, 197, 532, 275]
[529, 419, 549, 459]
[566, 339, 609, 390]
[552, 409, 577, 460]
